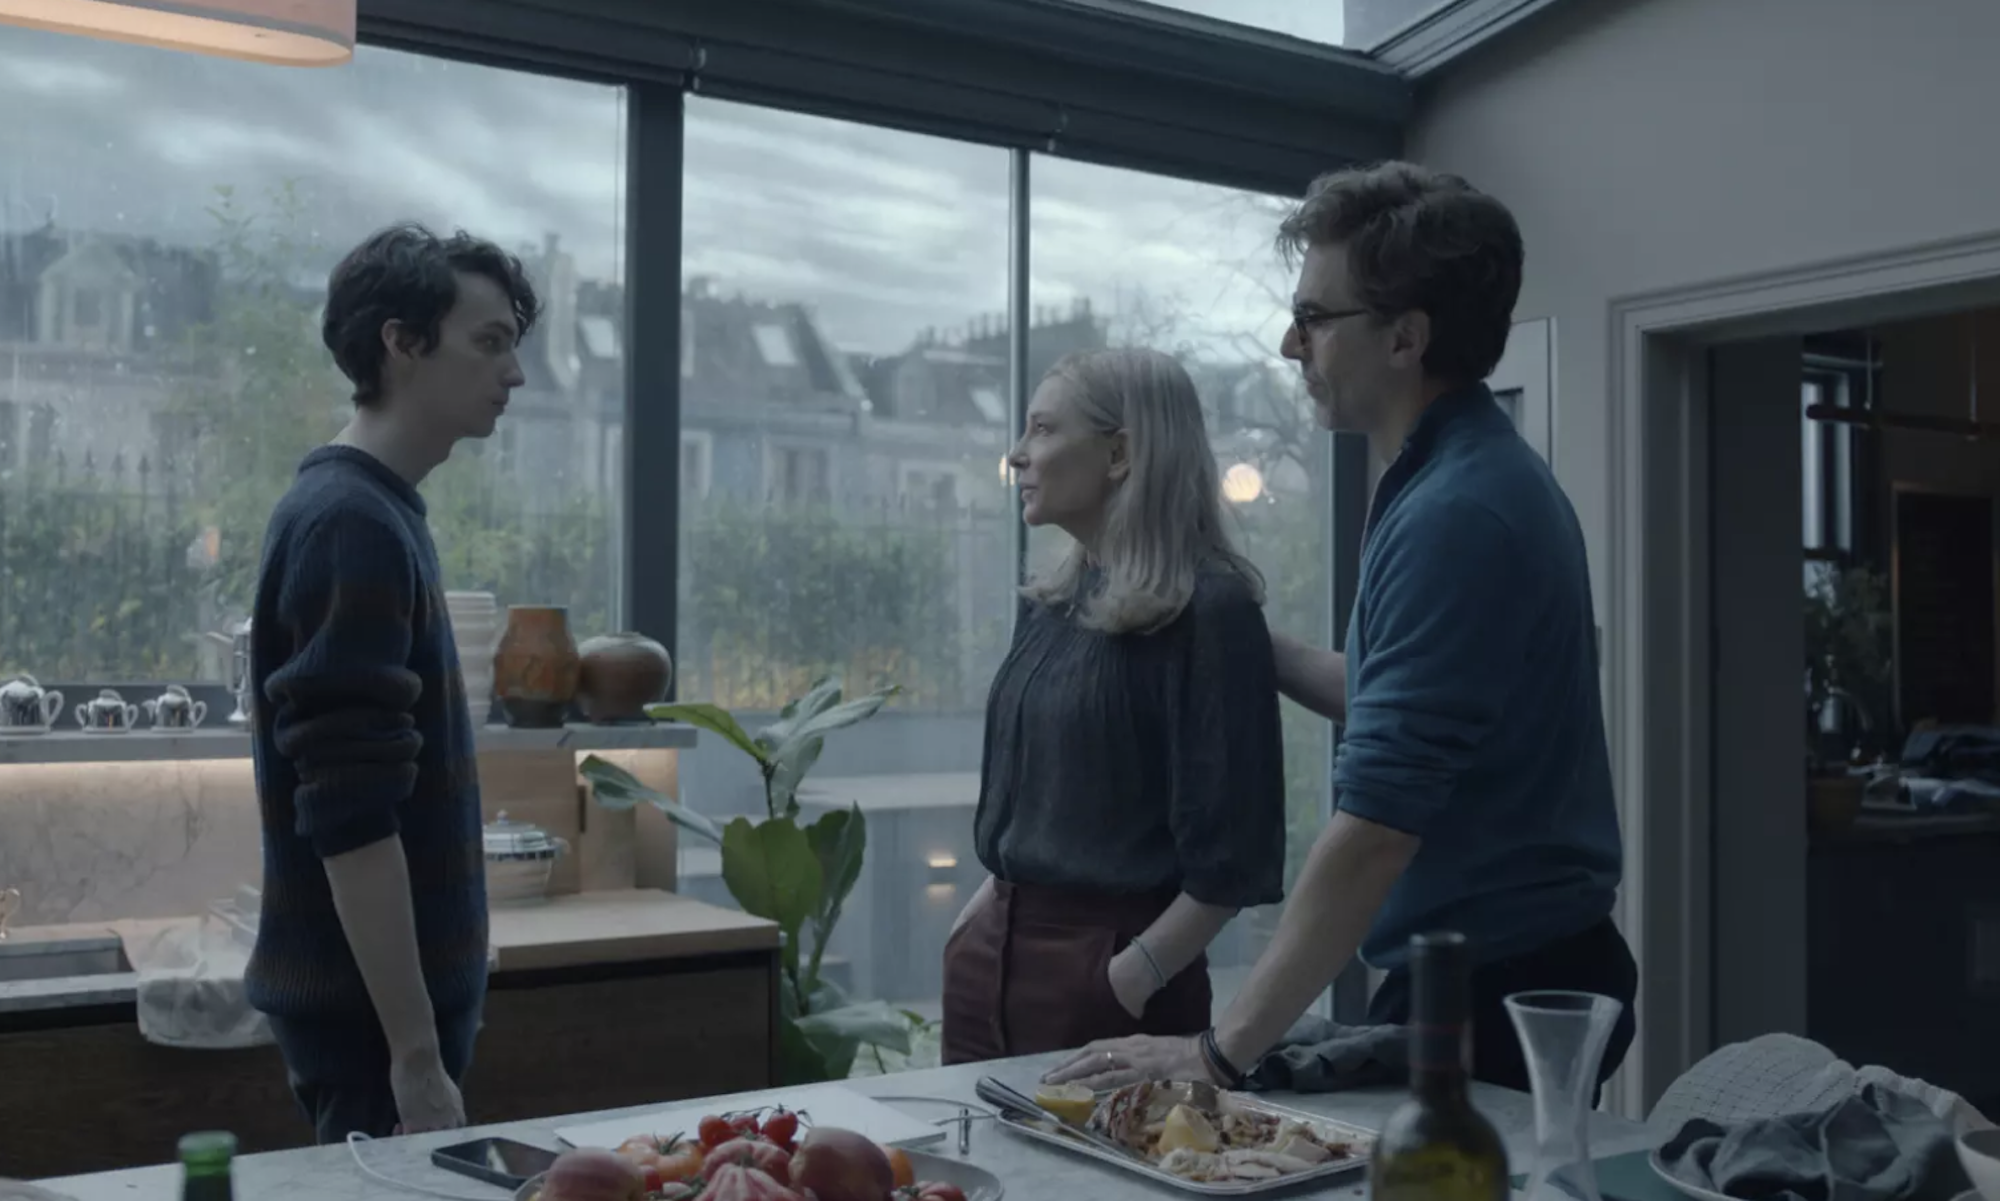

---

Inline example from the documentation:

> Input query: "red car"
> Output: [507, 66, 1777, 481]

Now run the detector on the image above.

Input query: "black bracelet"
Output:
[1200, 1026, 1247, 1089]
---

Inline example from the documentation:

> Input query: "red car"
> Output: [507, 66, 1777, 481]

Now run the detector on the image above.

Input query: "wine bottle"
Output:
[178, 1130, 236, 1201]
[1368, 931, 1509, 1201]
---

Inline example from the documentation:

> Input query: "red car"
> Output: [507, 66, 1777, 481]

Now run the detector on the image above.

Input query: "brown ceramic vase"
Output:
[492, 605, 581, 728]
[576, 632, 674, 723]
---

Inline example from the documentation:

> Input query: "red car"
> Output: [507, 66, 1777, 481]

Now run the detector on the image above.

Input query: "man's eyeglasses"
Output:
[1291, 304, 1372, 336]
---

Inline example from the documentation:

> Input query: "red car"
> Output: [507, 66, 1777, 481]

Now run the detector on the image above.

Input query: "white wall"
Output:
[1407, 0, 2000, 1096]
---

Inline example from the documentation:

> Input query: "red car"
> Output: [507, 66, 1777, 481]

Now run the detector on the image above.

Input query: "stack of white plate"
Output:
[445, 590, 500, 725]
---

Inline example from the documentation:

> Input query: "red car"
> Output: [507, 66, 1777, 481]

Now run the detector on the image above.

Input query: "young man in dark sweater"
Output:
[247, 224, 538, 1143]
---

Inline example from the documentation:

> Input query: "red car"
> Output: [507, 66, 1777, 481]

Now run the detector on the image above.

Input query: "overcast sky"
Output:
[0, 22, 1316, 360]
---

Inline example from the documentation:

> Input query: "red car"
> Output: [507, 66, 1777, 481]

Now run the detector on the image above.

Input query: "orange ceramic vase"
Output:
[492, 605, 581, 729]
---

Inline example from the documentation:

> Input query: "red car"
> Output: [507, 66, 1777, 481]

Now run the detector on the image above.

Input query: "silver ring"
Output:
[1102, 1051, 1116, 1067]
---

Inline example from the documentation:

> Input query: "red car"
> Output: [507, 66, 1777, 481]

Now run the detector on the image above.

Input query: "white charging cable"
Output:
[345, 1132, 519, 1201]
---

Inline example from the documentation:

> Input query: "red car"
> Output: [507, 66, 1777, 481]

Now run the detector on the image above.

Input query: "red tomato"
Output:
[729, 1114, 760, 1141]
[912, 1183, 967, 1201]
[699, 1115, 738, 1150]
[760, 1109, 800, 1150]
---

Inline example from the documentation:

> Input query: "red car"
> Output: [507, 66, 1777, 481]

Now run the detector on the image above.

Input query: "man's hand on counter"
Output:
[390, 1045, 467, 1134]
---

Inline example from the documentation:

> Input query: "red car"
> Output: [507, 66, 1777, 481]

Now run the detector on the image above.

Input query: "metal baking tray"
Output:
[985, 1085, 1375, 1196]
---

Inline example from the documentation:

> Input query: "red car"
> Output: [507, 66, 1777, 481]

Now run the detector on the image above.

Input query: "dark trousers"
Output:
[267, 1006, 483, 1144]
[1367, 918, 1638, 1099]
[941, 880, 1211, 1064]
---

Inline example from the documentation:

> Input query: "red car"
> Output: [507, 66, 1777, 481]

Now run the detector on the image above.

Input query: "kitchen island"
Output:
[31, 1053, 1659, 1200]
[0, 891, 779, 1181]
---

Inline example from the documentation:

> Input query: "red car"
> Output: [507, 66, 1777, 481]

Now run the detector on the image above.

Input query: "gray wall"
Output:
[1407, 0, 2000, 1081]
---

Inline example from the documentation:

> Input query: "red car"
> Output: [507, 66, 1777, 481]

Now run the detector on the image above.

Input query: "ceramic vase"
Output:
[576, 632, 674, 723]
[492, 605, 581, 729]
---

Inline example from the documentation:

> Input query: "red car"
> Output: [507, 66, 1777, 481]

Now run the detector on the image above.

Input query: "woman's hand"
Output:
[1106, 947, 1153, 1019]
[1043, 1034, 1211, 1091]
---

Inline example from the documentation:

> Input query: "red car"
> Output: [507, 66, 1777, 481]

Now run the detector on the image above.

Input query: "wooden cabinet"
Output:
[0, 950, 776, 1181]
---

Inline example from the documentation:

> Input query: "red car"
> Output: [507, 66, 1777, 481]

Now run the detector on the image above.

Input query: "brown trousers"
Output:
[940, 879, 1212, 1065]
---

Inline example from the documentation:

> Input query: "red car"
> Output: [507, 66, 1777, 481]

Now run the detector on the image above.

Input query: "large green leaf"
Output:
[755, 676, 844, 754]
[644, 701, 769, 766]
[777, 1017, 836, 1085]
[766, 735, 824, 820]
[719, 816, 822, 961]
[795, 1000, 913, 1057]
[766, 686, 901, 765]
[804, 805, 866, 981]
[577, 754, 721, 843]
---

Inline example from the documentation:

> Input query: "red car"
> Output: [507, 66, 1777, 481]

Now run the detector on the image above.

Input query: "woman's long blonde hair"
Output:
[1021, 347, 1265, 633]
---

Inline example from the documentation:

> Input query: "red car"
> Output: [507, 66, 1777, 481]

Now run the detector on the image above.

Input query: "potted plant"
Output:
[579, 675, 921, 1083]
[1802, 562, 1892, 830]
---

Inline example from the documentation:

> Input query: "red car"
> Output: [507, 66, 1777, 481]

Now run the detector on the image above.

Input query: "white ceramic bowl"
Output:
[1959, 1130, 2000, 1201]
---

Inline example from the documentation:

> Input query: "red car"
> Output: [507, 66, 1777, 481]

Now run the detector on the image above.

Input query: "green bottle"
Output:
[1368, 932, 1510, 1201]
[178, 1130, 236, 1201]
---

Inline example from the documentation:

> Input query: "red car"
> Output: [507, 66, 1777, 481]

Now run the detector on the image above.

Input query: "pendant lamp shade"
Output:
[0, 0, 354, 66]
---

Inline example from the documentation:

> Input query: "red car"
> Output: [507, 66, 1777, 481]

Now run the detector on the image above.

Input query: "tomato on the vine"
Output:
[760, 1109, 800, 1149]
[728, 1114, 760, 1141]
[698, 1115, 737, 1150]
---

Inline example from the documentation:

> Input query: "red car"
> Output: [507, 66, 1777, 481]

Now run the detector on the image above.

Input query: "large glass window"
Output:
[1029, 155, 1337, 1012]
[677, 96, 1013, 1039]
[0, 31, 626, 688]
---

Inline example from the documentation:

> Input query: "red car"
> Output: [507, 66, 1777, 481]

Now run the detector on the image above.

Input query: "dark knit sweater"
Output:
[245, 445, 487, 1042]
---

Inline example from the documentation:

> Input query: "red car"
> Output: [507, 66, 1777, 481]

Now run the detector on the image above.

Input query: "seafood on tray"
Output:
[1083, 1080, 1370, 1184]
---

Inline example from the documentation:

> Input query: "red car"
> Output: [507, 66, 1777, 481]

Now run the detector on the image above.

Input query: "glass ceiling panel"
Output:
[1123, 0, 1459, 50]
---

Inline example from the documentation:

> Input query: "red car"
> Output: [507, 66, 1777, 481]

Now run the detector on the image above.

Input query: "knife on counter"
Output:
[973, 1076, 1154, 1166]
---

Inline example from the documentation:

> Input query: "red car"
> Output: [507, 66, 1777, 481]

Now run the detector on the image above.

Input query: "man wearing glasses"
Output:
[1048, 161, 1634, 1096]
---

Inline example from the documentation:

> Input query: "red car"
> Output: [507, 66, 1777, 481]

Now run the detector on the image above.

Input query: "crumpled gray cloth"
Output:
[1657, 1082, 1972, 1201]
[1243, 1016, 1408, 1092]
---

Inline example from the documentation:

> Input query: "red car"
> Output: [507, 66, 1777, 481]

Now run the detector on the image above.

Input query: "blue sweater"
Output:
[245, 446, 487, 1041]
[1337, 386, 1622, 970]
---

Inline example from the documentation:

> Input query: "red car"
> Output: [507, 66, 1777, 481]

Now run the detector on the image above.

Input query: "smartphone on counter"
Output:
[430, 1136, 565, 1189]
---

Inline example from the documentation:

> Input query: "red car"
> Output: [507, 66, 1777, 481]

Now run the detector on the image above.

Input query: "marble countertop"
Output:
[33, 1053, 1659, 1200]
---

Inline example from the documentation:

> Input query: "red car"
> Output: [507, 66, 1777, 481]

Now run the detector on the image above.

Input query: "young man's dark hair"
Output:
[321, 223, 541, 405]
[1277, 162, 1523, 387]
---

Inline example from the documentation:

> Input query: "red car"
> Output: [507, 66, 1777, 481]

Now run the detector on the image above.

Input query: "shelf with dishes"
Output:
[0, 593, 688, 766]
[0, 720, 697, 765]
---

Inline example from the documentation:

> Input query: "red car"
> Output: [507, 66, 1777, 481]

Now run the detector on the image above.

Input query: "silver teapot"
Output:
[75, 688, 140, 734]
[143, 685, 208, 733]
[0, 675, 63, 735]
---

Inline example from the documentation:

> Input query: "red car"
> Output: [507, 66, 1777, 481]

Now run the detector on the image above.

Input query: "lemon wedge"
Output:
[1157, 1103, 1222, 1155]
[1034, 1082, 1098, 1125]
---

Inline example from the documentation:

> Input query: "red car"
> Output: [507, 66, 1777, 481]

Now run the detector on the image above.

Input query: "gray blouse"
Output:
[972, 566, 1288, 909]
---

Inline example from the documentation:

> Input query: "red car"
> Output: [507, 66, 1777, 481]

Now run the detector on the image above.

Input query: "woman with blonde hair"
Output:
[940, 346, 1287, 1065]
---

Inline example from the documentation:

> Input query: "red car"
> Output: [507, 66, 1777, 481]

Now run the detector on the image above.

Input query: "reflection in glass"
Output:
[0, 29, 626, 685]
[679, 96, 1012, 1046]
[1030, 154, 1336, 1012]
